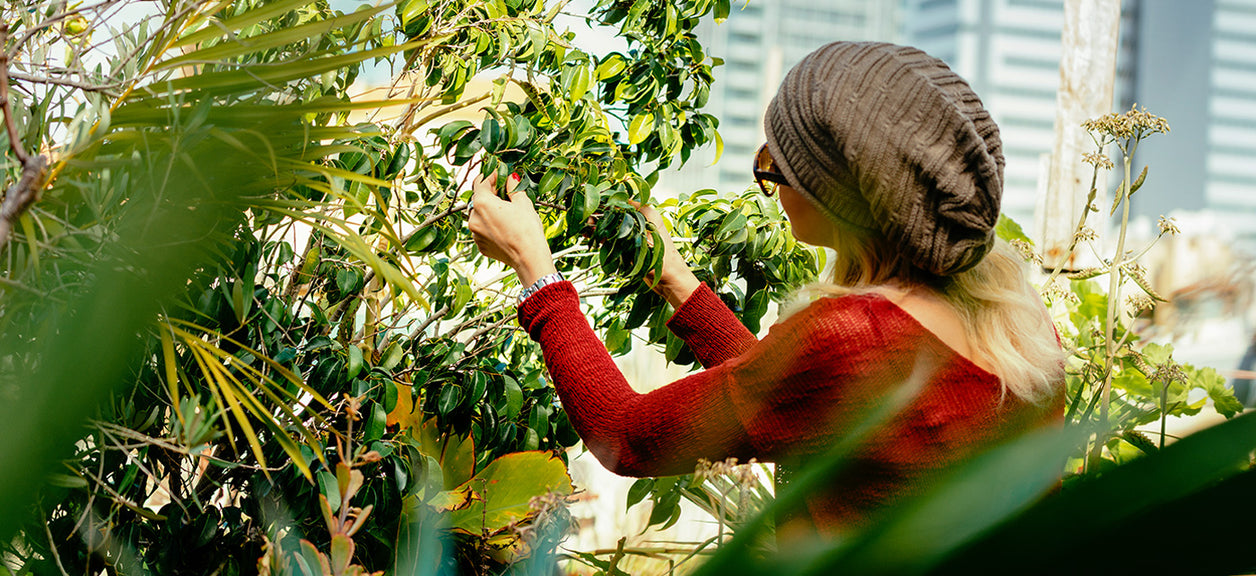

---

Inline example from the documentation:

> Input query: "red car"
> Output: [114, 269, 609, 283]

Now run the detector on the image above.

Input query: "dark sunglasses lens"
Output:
[756, 145, 773, 171]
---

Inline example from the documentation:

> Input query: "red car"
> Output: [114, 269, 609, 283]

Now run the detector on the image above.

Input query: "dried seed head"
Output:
[1010, 239, 1042, 265]
[1082, 104, 1170, 141]
[1073, 226, 1099, 243]
[1083, 151, 1114, 170]
[1157, 216, 1181, 236]
[1126, 294, 1156, 315]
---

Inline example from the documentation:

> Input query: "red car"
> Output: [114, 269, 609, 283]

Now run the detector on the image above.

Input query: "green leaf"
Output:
[447, 452, 573, 535]
[381, 341, 405, 371]
[384, 380, 399, 413]
[931, 412, 1256, 575]
[319, 469, 342, 514]
[336, 268, 364, 295]
[1129, 164, 1148, 196]
[626, 478, 654, 509]
[480, 117, 504, 153]
[347, 345, 364, 380]
[572, 64, 591, 101]
[503, 376, 524, 419]
[1142, 342, 1173, 365]
[714, 0, 732, 22]
[584, 184, 602, 219]
[596, 54, 627, 80]
[511, 116, 534, 148]
[715, 210, 747, 243]
[606, 324, 631, 353]
[1211, 388, 1245, 419]
[528, 403, 551, 440]
[628, 113, 654, 145]
[995, 214, 1033, 246]
[47, 473, 88, 489]
[437, 120, 475, 148]
[451, 279, 473, 316]
[415, 419, 476, 489]
[648, 491, 680, 527]
[438, 384, 462, 417]
[158, 41, 427, 96]
[468, 371, 488, 406]
[365, 403, 386, 441]
[330, 534, 354, 575]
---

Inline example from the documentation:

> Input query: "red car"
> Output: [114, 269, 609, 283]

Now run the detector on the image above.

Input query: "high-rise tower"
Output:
[656, 1, 900, 197]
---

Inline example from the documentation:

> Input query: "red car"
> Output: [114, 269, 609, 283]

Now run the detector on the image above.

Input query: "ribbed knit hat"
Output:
[764, 42, 1003, 277]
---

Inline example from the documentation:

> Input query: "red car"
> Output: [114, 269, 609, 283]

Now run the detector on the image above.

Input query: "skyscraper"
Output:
[655, 1, 900, 196]
[1132, 0, 1256, 253]
[661, 0, 1256, 254]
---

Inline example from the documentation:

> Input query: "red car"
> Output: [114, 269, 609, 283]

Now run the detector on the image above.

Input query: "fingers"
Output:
[473, 171, 532, 208]
[506, 173, 531, 205]
[472, 172, 497, 195]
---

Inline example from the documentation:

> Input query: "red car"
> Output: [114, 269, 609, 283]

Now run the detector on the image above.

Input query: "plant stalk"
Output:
[1089, 145, 1134, 470]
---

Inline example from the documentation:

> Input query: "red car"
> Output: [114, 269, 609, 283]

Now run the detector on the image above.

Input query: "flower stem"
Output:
[1089, 141, 1134, 470]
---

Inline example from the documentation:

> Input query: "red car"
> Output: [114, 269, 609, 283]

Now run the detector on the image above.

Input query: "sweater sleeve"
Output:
[665, 283, 758, 368]
[517, 281, 756, 477]
[518, 281, 895, 478]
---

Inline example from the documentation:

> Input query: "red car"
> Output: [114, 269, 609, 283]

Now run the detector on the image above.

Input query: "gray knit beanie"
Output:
[764, 41, 1003, 277]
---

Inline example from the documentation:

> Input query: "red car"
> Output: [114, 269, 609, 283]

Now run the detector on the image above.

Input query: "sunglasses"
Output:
[753, 143, 789, 196]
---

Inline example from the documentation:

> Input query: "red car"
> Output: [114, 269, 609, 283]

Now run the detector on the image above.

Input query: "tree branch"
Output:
[8, 70, 123, 95]
[0, 22, 49, 252]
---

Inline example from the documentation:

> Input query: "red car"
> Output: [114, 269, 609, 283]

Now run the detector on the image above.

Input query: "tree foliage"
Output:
[0, 0, 816, 573]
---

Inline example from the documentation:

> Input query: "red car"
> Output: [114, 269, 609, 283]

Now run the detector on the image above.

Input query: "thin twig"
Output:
[41, 506, 71, 576]
[0, 23, 29, 167]
[401, 91, 491, 136]
[8, 70, 123, 95]
[414, 304, 451, 337]
[78, 465, 166, 521]
[5, 0, 126, 60]
[0, 275, 43, 295]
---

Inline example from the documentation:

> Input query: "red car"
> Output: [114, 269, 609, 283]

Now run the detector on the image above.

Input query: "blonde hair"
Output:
[782, 225, 1064, 404]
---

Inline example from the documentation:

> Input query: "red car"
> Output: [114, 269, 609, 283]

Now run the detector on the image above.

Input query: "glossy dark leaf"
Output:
[438, 384, 463, 417]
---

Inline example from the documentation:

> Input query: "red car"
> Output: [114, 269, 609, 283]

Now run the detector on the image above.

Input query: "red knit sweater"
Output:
[518, 280, 1060, 532]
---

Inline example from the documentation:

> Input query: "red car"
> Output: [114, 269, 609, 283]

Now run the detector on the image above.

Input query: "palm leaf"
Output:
[158, 3, 392, 70]
[174, 0, 332, 49]
[252, 200, 429, 308]
[155, 40, 436, 97]
[174, 326, 317, 480]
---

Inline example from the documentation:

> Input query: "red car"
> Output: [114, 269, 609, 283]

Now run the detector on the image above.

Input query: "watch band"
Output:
[518, 272, 565, 305]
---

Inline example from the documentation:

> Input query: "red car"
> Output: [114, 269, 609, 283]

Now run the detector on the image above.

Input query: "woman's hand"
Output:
[629, 201, 700, 309]
[467, 172, 557, 287]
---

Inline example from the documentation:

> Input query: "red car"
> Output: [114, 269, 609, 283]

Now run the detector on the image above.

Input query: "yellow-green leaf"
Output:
[447, 451, 573, 535]
[628, 113, 654, 145]
[569, 64, 590, 101]
[415, 418, 476, 490]
[596, 54, 626, 80]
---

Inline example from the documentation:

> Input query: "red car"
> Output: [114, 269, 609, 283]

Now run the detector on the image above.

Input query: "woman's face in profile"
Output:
[754, 143, 839, 249]
[778, 184, 838, 249]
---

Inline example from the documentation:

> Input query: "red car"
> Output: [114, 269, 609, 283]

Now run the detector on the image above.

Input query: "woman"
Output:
[467, 42, 1064, 535]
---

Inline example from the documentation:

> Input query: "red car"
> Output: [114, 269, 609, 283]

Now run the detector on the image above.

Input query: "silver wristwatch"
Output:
[518, 272, 565, 304]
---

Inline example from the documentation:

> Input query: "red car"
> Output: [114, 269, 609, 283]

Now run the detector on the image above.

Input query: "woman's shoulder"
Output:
[781, 287, 999, 375]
